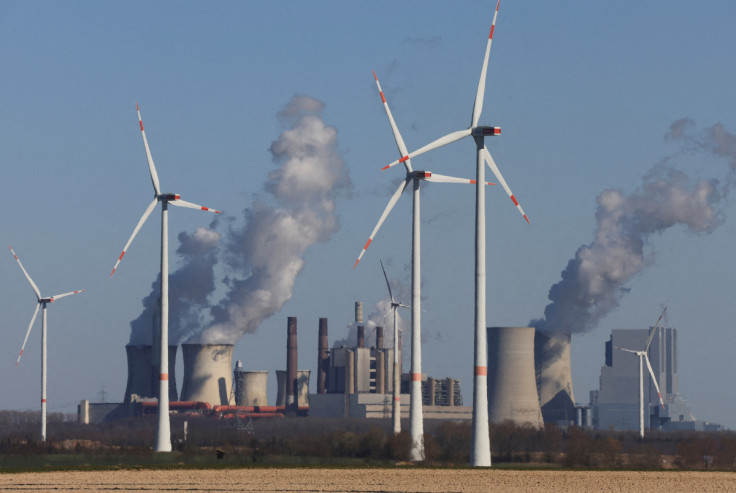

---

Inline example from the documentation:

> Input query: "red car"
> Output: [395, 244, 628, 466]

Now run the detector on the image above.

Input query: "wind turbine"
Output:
[615, 307, 667, 438]
[355, 72, 491, 461]
[111, 103, 221, 452]
[378, 1, 529, 467]
[10, 246, 84, 442]
[380, 260, 410, 435]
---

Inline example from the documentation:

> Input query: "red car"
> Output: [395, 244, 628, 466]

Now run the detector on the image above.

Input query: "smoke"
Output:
[194, 95, 351, 343]
[531, 120, 733, 335]
[129, 95, 351, 345]
[128, 227, 221, 345]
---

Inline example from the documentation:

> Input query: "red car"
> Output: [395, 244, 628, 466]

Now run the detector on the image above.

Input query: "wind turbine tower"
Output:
[111, 104, 221, 452]
[615, 307, 667, 438]
[378, 1, 530, 466]
[10, 246, 84, 442]
[356, 73, 489, 461]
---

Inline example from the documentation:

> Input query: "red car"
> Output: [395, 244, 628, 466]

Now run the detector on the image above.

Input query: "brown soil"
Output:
[2, 468, 736, 492]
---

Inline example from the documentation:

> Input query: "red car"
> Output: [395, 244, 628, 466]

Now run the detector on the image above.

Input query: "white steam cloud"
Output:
[129, 95, 351, 345]
[532, 120, 733, 335]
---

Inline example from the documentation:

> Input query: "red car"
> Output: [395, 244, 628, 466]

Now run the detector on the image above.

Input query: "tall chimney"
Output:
[286, 317, 298, 411]
[355, 301, 363, 323]
[376, 326, 384, 349]
[318, 318, 329, 394]
[357, 326, 365, 348]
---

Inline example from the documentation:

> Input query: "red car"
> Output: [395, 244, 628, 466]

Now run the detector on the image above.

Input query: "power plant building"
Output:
[590, 326, 721, 432]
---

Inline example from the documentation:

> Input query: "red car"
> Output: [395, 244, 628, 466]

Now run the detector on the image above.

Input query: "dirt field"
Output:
[2, 468, 736, 493]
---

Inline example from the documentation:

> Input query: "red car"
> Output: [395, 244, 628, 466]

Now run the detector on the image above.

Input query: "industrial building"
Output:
[590, 326, 721, 432]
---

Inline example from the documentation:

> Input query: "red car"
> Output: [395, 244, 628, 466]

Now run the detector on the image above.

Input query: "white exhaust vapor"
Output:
[128, 95, 351, 347]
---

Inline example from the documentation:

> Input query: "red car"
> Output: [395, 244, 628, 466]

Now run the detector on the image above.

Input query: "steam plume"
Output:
[532, 121, 731, 335]
[129, 95, 350, 345]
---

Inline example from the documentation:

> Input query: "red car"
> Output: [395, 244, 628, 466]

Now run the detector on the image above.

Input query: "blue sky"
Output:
[1, 1, 735, 429]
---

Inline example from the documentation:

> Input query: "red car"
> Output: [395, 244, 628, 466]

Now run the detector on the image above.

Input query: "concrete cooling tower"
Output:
[124, 344, 178, 403]
[486, 327, 544, 428]
[276, 370, 310, 407]
[180, 344, 234, 406]
[233, 365, 268, 406]
[534, 332, 576, 425]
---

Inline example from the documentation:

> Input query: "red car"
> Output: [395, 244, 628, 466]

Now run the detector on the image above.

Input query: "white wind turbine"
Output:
[615, 307, 667, 438]
[378, 1, 529, 467]
[111, 103, 221, 452]
[10, 246, 84, 442]
[380, 260, 410, 436]
[355, 72, 492, 461]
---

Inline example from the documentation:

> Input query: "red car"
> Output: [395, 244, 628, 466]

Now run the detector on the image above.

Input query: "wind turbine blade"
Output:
[644, 306, 667, 351]
[483, 147, 530, 223]
[471, 0, 500, 127]
[137, 103, 161, 196]
[614, 346, 638, 354]
[381, 129, 472, 171]
[170, 198, 222, 214]
[111, 197, 159, 276]
[50, 289, 85, 301]
[354, 178, 410, 268]
[644, 354, 666, 409]
[374, 71, 413, 172]
[8, 246, 42, 301]
[16, 303, 40, 367]
[422, 172, 495, 185]
[380, 259, 396, 303]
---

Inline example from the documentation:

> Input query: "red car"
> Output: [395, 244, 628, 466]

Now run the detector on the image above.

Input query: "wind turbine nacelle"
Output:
[413, 171, 431, 179]
[472, 126, 501, 137]
[160, 193, 181, 201]
[42, 298, 54, 303]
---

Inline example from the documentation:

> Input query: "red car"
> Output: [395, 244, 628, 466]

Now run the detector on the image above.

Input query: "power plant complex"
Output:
[78, 301, 720, 435]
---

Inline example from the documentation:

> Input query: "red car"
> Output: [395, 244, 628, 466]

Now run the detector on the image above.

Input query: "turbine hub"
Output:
[159, 193, 180, 201]
[472, 126, 501, 137]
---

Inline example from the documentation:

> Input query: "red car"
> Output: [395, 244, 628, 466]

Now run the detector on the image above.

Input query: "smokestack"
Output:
[180, 344, 234, 406]
[355, 301, 363, 324]
[376, 326, 384, 349]
[535, 332, 576, 424]
[286, 317, 298, 411]
[487, 327, 544, 428]
[318, 318, 329, 394]
[357, 326, 365, 348]
[233, 365, 268, 406]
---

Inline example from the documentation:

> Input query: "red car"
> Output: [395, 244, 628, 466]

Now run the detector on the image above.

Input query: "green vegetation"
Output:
[1, 410, 734, 472]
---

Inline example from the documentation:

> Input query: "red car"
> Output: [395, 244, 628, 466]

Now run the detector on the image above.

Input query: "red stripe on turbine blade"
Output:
[381, 164, 391, 171]
[523, 214, 530, 224]
[118, 251, 125, 261]
[470, 180, 477, 184]
[496, 0, 500, 12]
[139, 121, 144, 131]
[474, 366, 487, 376]
[510, 195, 519, 206]
[364, 238, 372, 250]
[110, 268, 117, 276]
[353, 258, 361, 269]
[489, 25, 495, 39]
[399, 156, 409, 163]
[380, 91, 386, 104]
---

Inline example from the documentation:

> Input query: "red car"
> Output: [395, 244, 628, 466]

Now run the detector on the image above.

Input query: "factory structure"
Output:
[589, 326, 721, 432]
[78, 302, 720, 435]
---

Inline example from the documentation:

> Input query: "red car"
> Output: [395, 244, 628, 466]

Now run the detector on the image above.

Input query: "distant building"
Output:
[590, 326, 721, 432]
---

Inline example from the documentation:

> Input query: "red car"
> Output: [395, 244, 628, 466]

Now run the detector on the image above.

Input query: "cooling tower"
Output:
[276, 370, 310, 406]
[124, 344, 178, 403]
[180, 343, 234, 406]
[534, 331, 576, 424]
[318, 318, 329, 394]
[486, 327, 544, 427]
[233, 366, 268, 406]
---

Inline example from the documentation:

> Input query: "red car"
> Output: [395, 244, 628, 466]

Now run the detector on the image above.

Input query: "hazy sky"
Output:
[1, 1, 734, 429]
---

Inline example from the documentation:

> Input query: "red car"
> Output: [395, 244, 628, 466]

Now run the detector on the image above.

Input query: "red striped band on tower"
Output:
[474, 366, 487, 376]
[160, 373, 169, 381]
